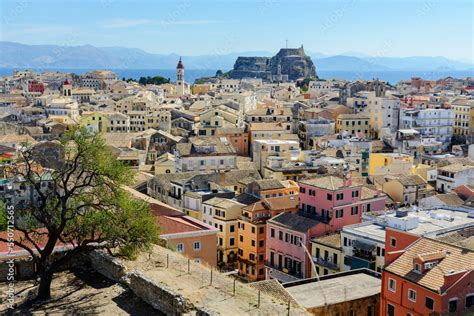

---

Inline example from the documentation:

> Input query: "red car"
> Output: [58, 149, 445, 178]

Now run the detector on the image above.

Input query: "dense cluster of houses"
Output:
[1, 62, 473, 315]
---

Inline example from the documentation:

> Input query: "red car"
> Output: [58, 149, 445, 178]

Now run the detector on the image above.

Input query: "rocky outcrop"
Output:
[229, 46, 316, 81]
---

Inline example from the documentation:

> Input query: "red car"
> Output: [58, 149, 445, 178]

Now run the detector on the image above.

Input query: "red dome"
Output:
[64, 79, 71, 85]
[177, 57, 184, 69]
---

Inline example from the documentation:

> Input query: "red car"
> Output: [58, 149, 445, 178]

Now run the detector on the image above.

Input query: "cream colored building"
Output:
[202, 197, 244, 267]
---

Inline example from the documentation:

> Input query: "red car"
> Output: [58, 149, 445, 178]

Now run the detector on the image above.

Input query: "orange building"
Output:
[381, 236, 474, 316]
[246, 179, 299, 199]
[152, 204, 219, 267]
[237, 195, 298, 281]
[215, 127, 249, 157]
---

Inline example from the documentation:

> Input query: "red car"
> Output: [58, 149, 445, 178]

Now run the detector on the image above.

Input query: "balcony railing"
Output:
[168, 192, 182, 200]
[352, 249, 376, 262]
[312, 256, 338, 270]
[264, 261, 303, 279]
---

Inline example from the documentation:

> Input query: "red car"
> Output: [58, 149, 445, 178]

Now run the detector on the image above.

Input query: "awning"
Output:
[353, 240, 375, 252]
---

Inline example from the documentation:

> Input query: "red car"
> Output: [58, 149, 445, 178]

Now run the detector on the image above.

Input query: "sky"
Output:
[1, 0, 473, 62]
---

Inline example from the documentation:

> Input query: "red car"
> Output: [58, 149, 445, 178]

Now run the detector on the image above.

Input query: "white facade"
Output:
[175, 155, 236, 173]
[399, 108, 454, 148]
[366, 92, 400, 136]
[436, 165, 474, 193]
[46, 97, 80, 121]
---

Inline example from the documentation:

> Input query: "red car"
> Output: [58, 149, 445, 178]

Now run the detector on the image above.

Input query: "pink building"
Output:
[299, 176, 386, 230]
[265, 176, 386, 281]
[266, 212, 320, 281]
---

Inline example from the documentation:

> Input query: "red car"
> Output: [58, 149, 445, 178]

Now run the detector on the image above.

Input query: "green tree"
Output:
[137, 76, 170, 85]
[0, 128, 160, 301]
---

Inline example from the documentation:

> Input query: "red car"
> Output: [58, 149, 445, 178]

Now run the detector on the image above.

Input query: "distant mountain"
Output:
[314, 55, 390, 71]
[0, 42, 271, 70]
[360, 56, 473, 71]
[1, 41, 472, 72]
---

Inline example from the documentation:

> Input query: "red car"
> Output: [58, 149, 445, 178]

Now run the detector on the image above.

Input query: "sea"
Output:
[0, 68, 472, 85]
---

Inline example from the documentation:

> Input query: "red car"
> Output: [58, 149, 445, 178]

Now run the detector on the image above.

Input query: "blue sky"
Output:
[1, 0, 473, 62]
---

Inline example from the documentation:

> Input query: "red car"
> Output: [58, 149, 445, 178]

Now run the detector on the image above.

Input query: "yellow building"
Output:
[310, 233, 342, 277]
[413, 163, 437, 183]
[452, 103, 474, 137]
[368, 153, 414, 176]
[154, 153, 176, 175]
[471, 106, 474, 142]
[192, 83, 215, 95]
[335, 113, 370, 137]
[202, 197, 244, 268]
[48, 115, 78, 130]
[80, 112, 107, 133]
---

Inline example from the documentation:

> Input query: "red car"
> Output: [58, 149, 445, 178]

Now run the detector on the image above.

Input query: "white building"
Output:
[341, 207, 474, 273]
[365, 92, 400, 137]
[436, 163, 474, 193]
[174, 137, 237, 172]
[399, 108, 454, 148]
[46, 97, 79, 121]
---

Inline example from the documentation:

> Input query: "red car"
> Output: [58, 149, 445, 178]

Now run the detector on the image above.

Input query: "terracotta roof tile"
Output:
[385, 238, 474, 293]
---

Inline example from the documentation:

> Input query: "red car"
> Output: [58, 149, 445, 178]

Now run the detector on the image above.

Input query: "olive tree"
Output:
[0, 128, 159, 301]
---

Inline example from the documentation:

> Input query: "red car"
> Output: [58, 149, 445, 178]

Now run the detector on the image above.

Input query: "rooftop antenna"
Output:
[285, 39, 288, 48]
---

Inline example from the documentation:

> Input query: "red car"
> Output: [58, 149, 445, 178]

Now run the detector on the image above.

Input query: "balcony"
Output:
[168, 192, 182, 200]
[312, 256, 338, 270]
[352, 240, 376, 263]
[298, 209, 332, 224]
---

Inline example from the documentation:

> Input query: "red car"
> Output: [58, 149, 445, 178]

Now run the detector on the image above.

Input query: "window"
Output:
[193, 241, 201, 251]
[327, 193, 332, 201]
[177, 243, 184, 252]
[239, 235, 243, 242]
[367, 305, 373, 316]
[425, 297, 434, 310]
[278, 231, 283, 240]
[230, 238, 235, 246]
[335, 209, 343, 218]
[414, 263, 421, 273]
[449, 299, 457, 312]
[387, 304, 395, 316]
[388, 278, 396, 292]
[252, 227, 255, 234]
[336, 193, 344, 200]
[270, 228, 275, 238]
[408, 289, 416, 302]
[300, 187, 305, 193]
[230, 225, 235, 232]
[343, 237, 348, 246]
[259, 227, 264, 234]
[259, 240, 264, 247]
[352, 190, 359, 198]
[294, 236, 301, 246]
[351, 206, 358, 215]
[390, 237, 397, 247]
[285, 233, 290, 243]
[251, 240, 255, 247]
[466, 294, 474, 308]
